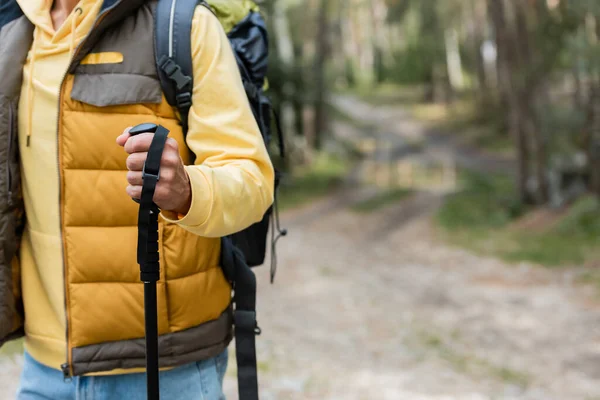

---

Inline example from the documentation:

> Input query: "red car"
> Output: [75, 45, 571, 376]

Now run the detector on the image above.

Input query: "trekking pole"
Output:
[129, 123, 171, 400]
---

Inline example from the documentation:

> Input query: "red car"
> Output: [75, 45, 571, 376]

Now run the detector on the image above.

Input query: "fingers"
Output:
[126, 150, 181, 172]
[126, 152, 147, 171]
[123, 132, 155, 154]
[126, 185, 142, 200]
[116, 126, 132, 147]
[126, 184, 170, 203]
[126, 170, 177, 186]
[126, 171, 143, 186]
[123, 134, 179, 154]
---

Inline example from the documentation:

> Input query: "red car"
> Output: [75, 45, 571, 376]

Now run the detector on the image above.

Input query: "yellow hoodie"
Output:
[17, 0, 274, 373]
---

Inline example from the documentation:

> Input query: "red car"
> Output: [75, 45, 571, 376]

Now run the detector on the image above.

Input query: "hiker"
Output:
[0, 0, 275, 398]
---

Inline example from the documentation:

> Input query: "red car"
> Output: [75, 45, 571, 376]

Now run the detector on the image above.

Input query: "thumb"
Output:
[116, 127, 132, 147]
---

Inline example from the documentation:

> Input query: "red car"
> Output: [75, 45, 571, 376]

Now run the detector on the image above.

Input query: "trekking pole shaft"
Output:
[144, 281, 160, 400]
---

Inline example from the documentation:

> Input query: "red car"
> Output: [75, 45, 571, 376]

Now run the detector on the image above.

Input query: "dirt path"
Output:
[217, 185, 600, 400]
[2, 96, 600, 400]
[220, 96, 600, 399]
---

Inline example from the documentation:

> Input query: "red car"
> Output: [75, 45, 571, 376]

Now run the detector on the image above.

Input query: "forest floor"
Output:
[2, 95, 600, 399]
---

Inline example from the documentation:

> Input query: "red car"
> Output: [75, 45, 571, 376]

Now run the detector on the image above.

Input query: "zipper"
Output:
[56, 0, 125, 380]
[60, 363, 72, 382]
[6, 102, 14, 207]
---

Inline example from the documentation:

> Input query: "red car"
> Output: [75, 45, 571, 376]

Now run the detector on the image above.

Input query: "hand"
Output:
[117, 127, 192, 215]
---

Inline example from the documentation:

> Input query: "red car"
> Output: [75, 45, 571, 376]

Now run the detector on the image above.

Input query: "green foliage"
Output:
[542, 103, 587, 157]
[386, 45, 439, 85]
[556, 196, 600, 237]
[502, 196, 600, 265]
[437, 172, 523, 230]
[437, 174, 600, 267]
[385, 0, 412, 23]
[277, 152, 348, 211]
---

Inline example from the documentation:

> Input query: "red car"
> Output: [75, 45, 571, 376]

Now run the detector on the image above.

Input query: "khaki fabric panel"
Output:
[63, 170, 138, 227]
[0, 16, 33, 101]
[63, 77, 177, 119]
[72, 2, 157, 77]
[71, 306, 233, 376]
[10, 255, 22, 332]
[166, 269, 231, 332]
[69, 281, 170, 348]
[65, 226, 138, 284]
[162, 222, 221, 280]
[71, 74, 163, 107]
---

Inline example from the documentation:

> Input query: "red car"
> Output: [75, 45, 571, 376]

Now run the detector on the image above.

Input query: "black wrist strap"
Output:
[137, 125, 169, 283]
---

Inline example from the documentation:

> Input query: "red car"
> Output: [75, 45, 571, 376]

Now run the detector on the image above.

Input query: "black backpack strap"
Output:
[155, 3, 262, 398]
[155, 0, 203, 133]
[221, 237, 260, 400]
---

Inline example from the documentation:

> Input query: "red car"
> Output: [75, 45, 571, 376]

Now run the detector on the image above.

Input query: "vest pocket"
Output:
[70, 73, 163, 107]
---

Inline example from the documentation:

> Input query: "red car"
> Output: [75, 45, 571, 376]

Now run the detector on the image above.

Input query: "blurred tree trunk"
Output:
[370, 0, 389, 84]
[340, 0, 356, 86]
[444, 27, 464, 92]
[272, 0, 297, 168]
[489, 0, 510, 121]
[489, 0, 533, 204]
[263, 0, 283, 129]
[517, 1, 549, 203]
[291, 41, 305, 137]
[286, 2, 306, 138]
[583, 84, 600, 197]
[470, 0, 488, 100]
[419, 0, 445, 102]
[313, 0, 329, 150]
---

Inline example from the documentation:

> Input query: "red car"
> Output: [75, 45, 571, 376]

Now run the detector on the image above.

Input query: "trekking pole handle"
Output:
[128, 123, 162, 205]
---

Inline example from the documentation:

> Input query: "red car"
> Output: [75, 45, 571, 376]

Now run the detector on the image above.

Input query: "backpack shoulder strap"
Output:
[155, 0, 209, 133]
[155, 7, 262, 398]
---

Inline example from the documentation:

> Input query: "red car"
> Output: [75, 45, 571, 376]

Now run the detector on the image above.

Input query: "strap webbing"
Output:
[137, 126, 169, 282]
[221, 237, 260, 400]
[272, 109, 285, 159]
[134, 124, 170, 400]
[155, 2, 262, 397]
[155, 0, 206, 136]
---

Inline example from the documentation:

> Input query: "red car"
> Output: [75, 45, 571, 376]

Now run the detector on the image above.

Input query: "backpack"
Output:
[154, 1, 286, 399]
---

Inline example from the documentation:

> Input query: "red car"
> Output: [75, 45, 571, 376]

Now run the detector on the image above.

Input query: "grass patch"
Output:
[578, 271, 600, 293]
[419, 331, 530, 387]
[277, 152, 348, 211]
[350, 188, 412, 213]
[436, 171, 600, 267]
[0, 338, 23, 358]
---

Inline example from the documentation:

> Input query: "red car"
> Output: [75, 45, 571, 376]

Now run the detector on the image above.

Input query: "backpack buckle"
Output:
[159, 56, 192, 90]
[234, 310, 261, 335]
[142, 161, 160, 182]
[176, 92, 192, 109]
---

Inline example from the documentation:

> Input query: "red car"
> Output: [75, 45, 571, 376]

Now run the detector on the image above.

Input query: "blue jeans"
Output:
[16, 350, 228, 400]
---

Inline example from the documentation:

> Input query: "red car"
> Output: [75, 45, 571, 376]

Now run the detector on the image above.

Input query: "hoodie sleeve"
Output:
[160, 5, 275, 238]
